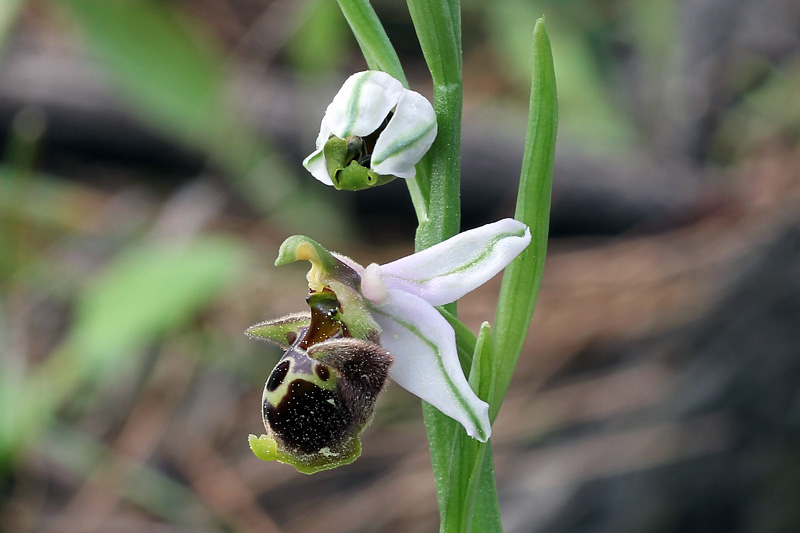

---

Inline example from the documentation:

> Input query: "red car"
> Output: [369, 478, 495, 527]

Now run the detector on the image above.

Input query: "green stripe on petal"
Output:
[343, 72, 370, 135]
[380, 218, 531, 306]
[324, 71, 404, 139]
[372, 289, 490, 441]
[371, 89, 437, 179]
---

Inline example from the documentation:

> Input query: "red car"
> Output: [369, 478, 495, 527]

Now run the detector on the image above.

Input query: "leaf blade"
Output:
[490, 17, 558, 420]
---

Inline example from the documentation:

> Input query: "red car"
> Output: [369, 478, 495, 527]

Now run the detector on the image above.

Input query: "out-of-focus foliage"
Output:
[61, 0, 230, 147]
[286, 0, 349, 72]
[480, 0, 638, 147]
[0, 0, 26, 54]
[71, 237, 244, 368]
[52, 0, 348, 237]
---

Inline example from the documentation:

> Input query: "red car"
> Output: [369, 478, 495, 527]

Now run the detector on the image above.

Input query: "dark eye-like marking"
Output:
[315, 365, 331, 381]
[266, 360, 290, 392]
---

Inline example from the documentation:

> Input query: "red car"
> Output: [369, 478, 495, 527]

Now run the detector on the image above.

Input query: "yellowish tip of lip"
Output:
[295, 242, 325, 291]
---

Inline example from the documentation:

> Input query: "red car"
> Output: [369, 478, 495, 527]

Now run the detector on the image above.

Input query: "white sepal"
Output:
[324, 71, 404, 139]
[380, 218, 531, 306]
[372, 289, 491, 442]
[371, 90, 438, 179]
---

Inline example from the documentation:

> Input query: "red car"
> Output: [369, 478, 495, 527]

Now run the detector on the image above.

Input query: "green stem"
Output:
[405, 1, 486, 530]
[406, 0, 462, 250]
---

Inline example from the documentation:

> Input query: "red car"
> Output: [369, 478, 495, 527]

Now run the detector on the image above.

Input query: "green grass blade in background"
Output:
[286, 0, 349, 73]
[0, 0, 26, 54]
[70, 237, 244, 368]
[1, 237, 245, 462]
[490, 18, 557, 420]
[484, 1, 630, 148]
[56, 0, 344, 236]
[59, 0, 228, 147]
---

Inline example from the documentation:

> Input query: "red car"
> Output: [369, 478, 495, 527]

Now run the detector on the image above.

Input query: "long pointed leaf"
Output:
[491, 18, 558, 420]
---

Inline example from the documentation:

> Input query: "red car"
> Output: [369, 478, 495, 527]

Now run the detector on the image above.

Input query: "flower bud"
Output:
[303, 71, 437, 190]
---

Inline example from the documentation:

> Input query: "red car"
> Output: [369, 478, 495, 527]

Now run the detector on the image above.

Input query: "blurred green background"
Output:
[2, 0, 800, 531]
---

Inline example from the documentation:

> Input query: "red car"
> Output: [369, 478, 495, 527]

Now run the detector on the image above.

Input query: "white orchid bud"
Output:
[303, 71, 437, 191]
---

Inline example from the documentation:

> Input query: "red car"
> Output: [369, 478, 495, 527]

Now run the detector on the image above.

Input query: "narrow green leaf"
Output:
[491, 18, 557, 420]
[71, 237, 244, 365]
[440, 323, 500, 532]
[336, 0, 406, 85]
[470, 322, 494, 401]
[439, 307, 477, 363]
[471, 444, 503, 531]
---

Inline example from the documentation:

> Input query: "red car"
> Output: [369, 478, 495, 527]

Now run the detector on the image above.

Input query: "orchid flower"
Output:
[246, 219, 530, 473]
[302, 70, 437, 190]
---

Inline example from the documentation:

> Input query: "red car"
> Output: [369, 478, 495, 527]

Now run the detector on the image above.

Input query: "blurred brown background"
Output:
[2, 0, 800, 531]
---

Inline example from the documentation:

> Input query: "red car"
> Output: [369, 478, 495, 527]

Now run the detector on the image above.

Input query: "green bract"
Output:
[303, 70, 437, 190]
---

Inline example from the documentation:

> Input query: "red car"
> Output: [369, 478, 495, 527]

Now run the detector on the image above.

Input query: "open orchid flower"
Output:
[302, 70, 437, 190]
[246, 218, 530, 473]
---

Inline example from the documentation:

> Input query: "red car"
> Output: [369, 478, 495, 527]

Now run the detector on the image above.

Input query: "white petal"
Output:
[372, 289, 491, 441]
[371, 90, 437, 179]
[303, 119, 334, 185]
[324, 71, 404, 139]
[380, 219, 531, 306]
[302, 147, 334, 185]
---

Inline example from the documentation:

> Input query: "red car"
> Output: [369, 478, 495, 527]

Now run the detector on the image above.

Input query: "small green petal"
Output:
[248, 434, 361, 474]
[245, 312, 310, 348]
[332, 162, 393, 191]
[322, 136, 353, 179]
